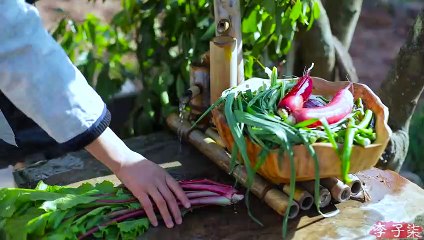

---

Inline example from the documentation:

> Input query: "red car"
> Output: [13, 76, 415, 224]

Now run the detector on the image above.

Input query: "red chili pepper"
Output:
[277, 64, 314, 111]
[292, 84, 354, 127]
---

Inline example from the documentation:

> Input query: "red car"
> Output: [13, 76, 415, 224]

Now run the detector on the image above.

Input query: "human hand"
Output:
[115, 156, 191, 228]
[85, 128, 190, 228]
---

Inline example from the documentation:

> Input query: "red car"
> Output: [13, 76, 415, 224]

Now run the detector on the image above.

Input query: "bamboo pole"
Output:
[346, 174, 362, 197]
[205, 128, 225, 148]
[209, 36, 238, 104]
[320, 178, 352, 203]
[189, 65, 210, 115]
[298, 181, 332, 208]
[232, 165, 299, 218]
[167, 113, 299, 219]
[213, 0, 244, 84]
[281, 185, 314, 211]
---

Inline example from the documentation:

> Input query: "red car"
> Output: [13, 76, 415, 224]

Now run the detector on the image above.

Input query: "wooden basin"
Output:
[212, 77, 392, 184]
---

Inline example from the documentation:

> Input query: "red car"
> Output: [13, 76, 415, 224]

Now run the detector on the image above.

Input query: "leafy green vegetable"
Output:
[0, 179, 245, 240]
[0, 181, 147, 240]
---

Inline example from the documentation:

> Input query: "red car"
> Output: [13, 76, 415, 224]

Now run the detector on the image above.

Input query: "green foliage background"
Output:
[50, 0, 423, 179]
[51, 0, 319, 135]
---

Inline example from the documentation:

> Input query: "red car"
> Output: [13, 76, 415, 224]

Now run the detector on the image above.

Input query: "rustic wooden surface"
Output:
[15, 131, 424, 240]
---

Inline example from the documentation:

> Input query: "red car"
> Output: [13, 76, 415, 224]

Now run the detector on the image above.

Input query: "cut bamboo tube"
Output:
[347, 174, 363, 197]
[209, 36, 237, 104]
[298, 181, 332, 208]
[167, 113, 299, 219]
[320, 178, 352, 203]
[189, 65, 210, 115]
[205, 128, 225, 148]
[213, 0, 244, 83]
[232, 165, 299, 219]
[282, 185, 314, 211]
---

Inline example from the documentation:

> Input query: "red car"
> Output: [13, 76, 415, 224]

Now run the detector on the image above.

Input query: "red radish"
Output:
[278, 64, 314, 111]
[292, 85, 354, 127]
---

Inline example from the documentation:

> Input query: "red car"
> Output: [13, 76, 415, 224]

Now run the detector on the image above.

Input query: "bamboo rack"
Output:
[320, 178, 352, 203]
[167, 113, 299, 219]
[347, 174, 363, 197]
[281, 185, 314, 211]
[298, 181, 332, 208]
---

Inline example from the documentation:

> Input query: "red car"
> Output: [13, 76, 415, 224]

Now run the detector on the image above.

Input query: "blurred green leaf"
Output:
[290, 0, 302, 21]
[51, 0, 319, 137]
[244, 55, 254, 79]
[242, 8, 259, 33]
[176, 76, 185, 99]
[263, 0, 275, 14]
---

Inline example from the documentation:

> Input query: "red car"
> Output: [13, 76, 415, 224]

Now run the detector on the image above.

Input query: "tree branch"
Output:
[325, 0, 363, 49]
[376, 10, 424, 171]
[332, 36, 359, 82]
[298, 0, 335, 80]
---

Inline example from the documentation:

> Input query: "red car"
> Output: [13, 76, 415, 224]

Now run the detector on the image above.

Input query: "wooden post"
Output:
[209, 36, 238, 103]
[213, 0, 244, 84]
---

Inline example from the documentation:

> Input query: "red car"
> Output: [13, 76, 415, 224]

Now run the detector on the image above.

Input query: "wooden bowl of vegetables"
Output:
[210, 68, 392, 184]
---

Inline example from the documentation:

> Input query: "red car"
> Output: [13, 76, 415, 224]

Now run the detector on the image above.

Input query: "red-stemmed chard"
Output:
[78, 179, 244, 240]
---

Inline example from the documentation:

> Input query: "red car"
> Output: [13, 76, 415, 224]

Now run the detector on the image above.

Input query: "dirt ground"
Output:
[35, 0, 424, 93]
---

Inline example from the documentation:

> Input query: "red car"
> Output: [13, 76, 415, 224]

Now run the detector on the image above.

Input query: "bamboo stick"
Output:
[281, 185, 314, 211]
[209, 36, 238, 104]
[232, 165, 299, 218]
[166, 113, 299, 219]
[205, 128, 225, 148]
[298, 181, 332, 208]
[347, 174, 362, 197]
[189, 65, 210, 115]
[213, 0, 244, 83]
[320, 178, 352, 203]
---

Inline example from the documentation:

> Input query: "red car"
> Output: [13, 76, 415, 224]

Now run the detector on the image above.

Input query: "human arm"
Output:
[85, 127, 190, 228]
[0, 0, 189, 227]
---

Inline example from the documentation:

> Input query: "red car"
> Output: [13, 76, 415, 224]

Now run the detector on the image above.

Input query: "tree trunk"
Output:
[298, 0, 335, 80]
[376, 10, 424, 171]
[325, 0, 363, 49]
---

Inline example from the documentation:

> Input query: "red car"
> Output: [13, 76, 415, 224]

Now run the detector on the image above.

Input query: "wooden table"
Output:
[14, 131, 424, 240]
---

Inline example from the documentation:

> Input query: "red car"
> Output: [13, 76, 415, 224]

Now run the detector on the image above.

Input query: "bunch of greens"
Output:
[192, 67, 376, 237]
[0, 179, 243, 240]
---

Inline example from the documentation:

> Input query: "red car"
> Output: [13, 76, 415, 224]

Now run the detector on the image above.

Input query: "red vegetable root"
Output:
[278, 64, 314, 111]
[292, 85, 354, 127]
